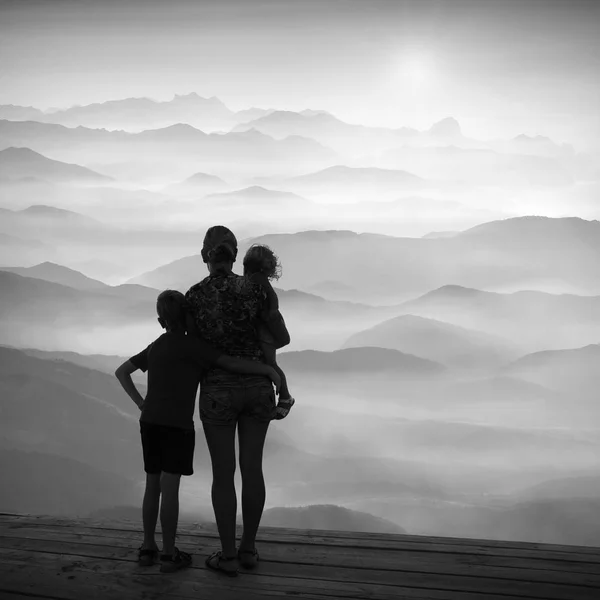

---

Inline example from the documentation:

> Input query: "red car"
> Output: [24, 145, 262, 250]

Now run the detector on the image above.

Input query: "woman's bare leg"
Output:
[202, 422, 238, 558]
[237, 415, 270, 552]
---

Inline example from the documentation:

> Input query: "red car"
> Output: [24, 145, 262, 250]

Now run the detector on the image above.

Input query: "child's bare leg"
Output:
[274, 364, 290, 399]
[142, 473, 161, 550]
[261, 342, 291, 399]
[160, 472, 181, 556]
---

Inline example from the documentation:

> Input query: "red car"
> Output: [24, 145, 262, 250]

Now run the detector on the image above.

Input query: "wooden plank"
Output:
[3, 518, 600, 567]
[0, 567, 291, 600]
[0, 534, 598, 600]
[0, 593, 55, 600]
[3, 525, 600, 585]
[0, 547, 525, 600]
[3, 513, 600, 556]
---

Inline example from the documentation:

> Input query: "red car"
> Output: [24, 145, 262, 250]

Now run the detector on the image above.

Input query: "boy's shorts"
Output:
[140, 421, 195, 476]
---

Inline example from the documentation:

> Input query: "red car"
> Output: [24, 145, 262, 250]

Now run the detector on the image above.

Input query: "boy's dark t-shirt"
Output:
[129, 331, 222, 430]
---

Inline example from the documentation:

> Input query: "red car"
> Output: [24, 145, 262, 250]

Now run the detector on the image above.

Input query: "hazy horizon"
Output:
[2, 0, 600, 147]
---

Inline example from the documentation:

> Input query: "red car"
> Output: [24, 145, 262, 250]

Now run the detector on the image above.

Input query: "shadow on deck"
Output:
[0, 513, 599, 599]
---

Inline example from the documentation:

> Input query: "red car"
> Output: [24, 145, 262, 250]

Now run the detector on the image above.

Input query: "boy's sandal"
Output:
[275, 396, 295, 420]
[205, 550, 239, 577]
[138, 546, 158, 566]
[160, 547, 192, 573]
[238, 547, 260, 569]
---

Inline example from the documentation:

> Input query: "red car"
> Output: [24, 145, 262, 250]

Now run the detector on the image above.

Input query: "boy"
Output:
[115, 289, 280, 573]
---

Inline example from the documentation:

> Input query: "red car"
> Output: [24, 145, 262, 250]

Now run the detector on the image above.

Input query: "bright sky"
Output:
[1, 0, 599, 145]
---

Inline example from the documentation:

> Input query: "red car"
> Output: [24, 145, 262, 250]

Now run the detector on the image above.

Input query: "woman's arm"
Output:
[215, 355, 281, 394]
[185, 310, 200, 337]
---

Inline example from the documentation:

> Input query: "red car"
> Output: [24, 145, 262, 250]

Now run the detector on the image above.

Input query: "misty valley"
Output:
[1, 92, 599, 549]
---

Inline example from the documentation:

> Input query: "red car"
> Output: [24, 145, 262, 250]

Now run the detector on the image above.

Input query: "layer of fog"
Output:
[1, 100, 600, 546]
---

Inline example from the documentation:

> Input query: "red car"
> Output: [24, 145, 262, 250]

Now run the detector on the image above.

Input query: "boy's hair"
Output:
[156, 290, 187, 330]
[243, 244, 282, 280]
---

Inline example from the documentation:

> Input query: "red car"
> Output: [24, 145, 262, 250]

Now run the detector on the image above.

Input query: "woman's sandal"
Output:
[275, 396, 295, 420]
[238, 547, 260, 569]
[138, 546, 159, 567]
[205, 550, 239, 577]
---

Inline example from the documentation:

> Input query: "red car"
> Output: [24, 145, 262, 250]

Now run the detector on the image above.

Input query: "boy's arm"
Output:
[115, 360, 145, 410]
[215, 355, 281, 394]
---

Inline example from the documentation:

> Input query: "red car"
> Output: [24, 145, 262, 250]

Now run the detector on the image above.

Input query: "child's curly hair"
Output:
[242, 244, 282, 281]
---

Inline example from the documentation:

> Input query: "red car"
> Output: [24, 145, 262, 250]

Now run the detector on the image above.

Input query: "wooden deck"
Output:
[1, 513, 599, 600]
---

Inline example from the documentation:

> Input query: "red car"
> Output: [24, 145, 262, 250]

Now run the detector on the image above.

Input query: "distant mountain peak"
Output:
[422, 284, 486, 300]
[514, 133, 553, 143]
[19, 205, 100, 225]
[21, 204, 74, 215]
[172, 92, 226, 107]
[236, 127, 268, 137]
[184, 171, 225, 183]
[429, 117, 462, 137]
[1, 146, 40, 157]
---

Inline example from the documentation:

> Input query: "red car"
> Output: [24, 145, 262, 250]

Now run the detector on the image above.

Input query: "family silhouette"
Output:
[116, 225, 295, 577]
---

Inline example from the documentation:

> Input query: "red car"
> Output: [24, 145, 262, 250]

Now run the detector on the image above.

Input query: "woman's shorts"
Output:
[140, 421, 195, 476]
[200, 371, 277, 426]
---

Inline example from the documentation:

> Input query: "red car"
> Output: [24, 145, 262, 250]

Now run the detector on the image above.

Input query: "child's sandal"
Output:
[275, 396, 295, 420]
[205, 550, 239, 577]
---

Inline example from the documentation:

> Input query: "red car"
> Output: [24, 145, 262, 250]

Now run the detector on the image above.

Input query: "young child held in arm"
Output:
[243, 244, 295, 420]
[115, 290, 280, 573]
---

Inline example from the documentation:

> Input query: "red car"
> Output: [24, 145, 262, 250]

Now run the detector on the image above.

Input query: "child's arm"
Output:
[115, 360, 145, 410]
[216, 355, 281, 394]
[262, 310, 290, 349]
[250, 271, 279, 311]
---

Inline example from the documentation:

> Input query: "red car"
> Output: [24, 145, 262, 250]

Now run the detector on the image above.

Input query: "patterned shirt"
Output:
[185, 271, 268, 362]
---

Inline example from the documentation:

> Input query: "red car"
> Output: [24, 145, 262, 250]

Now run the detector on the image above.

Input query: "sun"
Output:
[399, 54, 435, 88]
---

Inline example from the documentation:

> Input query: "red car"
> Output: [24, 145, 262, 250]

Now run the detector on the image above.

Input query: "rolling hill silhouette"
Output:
[0, 119, 337, 178]
[131, 217, 600, 300]
[18, 93, 237, 132]
[0, 147, 112, 183]
[0, 448, 139, 516]
[504, 344, 600, 400]
[0, 271, 154, 352]
[164, 171, 229, 195]
[277, 347, 444, 375]
[399, 285, 600, 351]
[202, 186, 312, 208]
[0, 262, 108, 291]
[342, 314, 517, 368]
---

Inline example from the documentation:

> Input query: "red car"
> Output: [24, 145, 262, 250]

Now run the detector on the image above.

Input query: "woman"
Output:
[185, 225, 290, 577]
